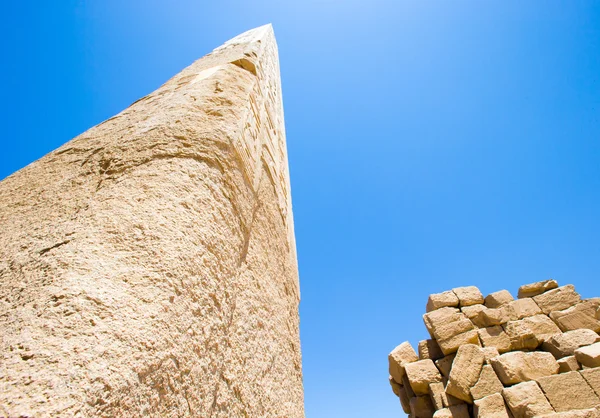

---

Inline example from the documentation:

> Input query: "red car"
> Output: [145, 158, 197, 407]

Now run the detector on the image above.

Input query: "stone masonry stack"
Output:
[388, 280, 600, 418]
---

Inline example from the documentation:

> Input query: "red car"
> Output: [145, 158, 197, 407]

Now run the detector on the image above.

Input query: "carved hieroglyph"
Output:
[0, 25, 303, 417]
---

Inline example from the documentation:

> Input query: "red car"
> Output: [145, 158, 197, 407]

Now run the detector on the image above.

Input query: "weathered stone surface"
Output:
[436, 354, 456, 378]
[535, 409, 600, 418]
[518, 279, 559, 299]
[503, 320, 539, 350]
[427, 291, 460, 312]
[557, 355, 581, 373]
[453, 286, 485, 307]
[490, 351, 559, 385]
[462, 304, 487, 322]
[433, 318, 475, 341]
[403, 374, 416, 398]
[521, 314, 562, 342]
[473, 393, 512, 418]
[399, 385, 412, 414]
[430, 381, 447, 410]
[433, 405, 470, 418]
[479, 326, 513, 353]
[0, 25, 303, 418]
[389, 341, 419, 382]
[389, 375, 402, 397]
[575, 342, 600, 368]
[508, 298, 542, 319]
[542, 329, 600, 359]
[405, 359, 443, 395]
[482, 347, 500, 363]
[502, 381, 554, 418]
[419, 339, 445, 361]
[471, 364, 504, 401]
[580, 368, 600, 397]
[446, 344, 485, 403]
[485, 290, 515, 309]
[477, 308, 511, 327]
[533, 285, 581, 315]
[550, 300, 600, 333]
[424, 307, 463, 337]
[438, 329, 481, 356]
[411, 395, 436, 418]
[537, 371, 600, 412]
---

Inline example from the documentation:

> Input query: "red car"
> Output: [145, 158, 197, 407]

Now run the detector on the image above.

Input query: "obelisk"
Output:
[0, 25, 303, 417]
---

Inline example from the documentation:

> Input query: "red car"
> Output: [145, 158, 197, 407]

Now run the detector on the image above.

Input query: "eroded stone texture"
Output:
[518, 279, 559, 299]
[576, 342, 600, 368]
[490, 351, 559, 385]
[542, 329, 600, 359]
[485, 290, 515, 309]
[550, 300, 600, 333]
[389, 341, 419, 383]
[473, 393, 512, 418]
[0, 25, 304, 418]
[537, 371, 600, 411]
[502, 381, 554, 418]
[533, 285, 581, 315]
[446, 344, 485, 403]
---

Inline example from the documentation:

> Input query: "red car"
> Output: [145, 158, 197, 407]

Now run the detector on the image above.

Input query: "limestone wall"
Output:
[0, 25, 304, 417]
[388, 280, 600, 417]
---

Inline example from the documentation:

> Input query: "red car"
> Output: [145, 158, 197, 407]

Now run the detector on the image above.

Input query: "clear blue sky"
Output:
[2, 1, 600, 416]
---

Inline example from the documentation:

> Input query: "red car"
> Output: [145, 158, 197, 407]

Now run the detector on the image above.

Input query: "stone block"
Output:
[557, 355, 580, 373]
[502, 381, 554, 418]
[508, 298, 542, 319]
[423, 307, 463, 338]
[427, 291, 460, 312]
[471, 364, 504, 401]
[432, 405, 470, 418]
[503, 320, 539, 350]
[437, 329, 481, 356]
[520, 314, 562, 342]
[542, 329, 600, 359]
[399, 384, 412, 413]
[485, 290, 515, 309]
[533, 284, 581, 315]
[453, 286, 484, 307]
[429, 381, 447, 410]
[389, 341, 419, 382]
[550, 300, 600, 333]
[535, 409, 600, 418]
[518, 279, 559, 299]
[478, 326, 512, 353]
[462, 304, 487, 322]
[580, 368, 600, 397]
[446, 344, 485, 403]
[435, 354, 456, 378]
[575, 342, 600, 368]
[403, 374, 416, 398]
[476, 308, 511, 327]
[419, 339, 445, 361]
[433, 318, 475, 341]
[405, 359, 443, 395]
[473, 393, 512, 418]
[490, 351, 559, 385]
[410, 395, 436, 418]
[389, 375, 402, 397]
[537, 371, 600, 411]
[481, 347, 500, 363]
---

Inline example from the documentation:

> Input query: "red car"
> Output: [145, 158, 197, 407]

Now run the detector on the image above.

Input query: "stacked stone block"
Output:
[388, 281, 600, 417]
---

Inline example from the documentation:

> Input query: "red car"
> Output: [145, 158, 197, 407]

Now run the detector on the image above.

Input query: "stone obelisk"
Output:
[0, 25, 303, 417]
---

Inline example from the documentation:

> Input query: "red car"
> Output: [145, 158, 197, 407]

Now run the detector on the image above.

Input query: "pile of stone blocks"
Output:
[388, 280, 600, 417]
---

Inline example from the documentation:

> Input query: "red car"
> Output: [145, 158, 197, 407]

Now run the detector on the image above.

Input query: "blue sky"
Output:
[2, 1, 600, 416]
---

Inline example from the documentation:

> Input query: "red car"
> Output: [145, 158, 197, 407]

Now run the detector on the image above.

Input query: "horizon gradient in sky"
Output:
[1, 1, 600, 416]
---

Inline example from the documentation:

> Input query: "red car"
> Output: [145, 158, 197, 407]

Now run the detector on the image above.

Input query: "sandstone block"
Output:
[557, 355, 581, 373]
[490, 351, 559, 385]
[478, 326, 512, 353]
[503, 320, 539, 350]
[508, 298, 542, 319]
[520, 314, 562, 342]
[471, 364, 504, 401]
[533, 284, 581, 315]
[482, 347, 500, 363]
[405, 359, 443, 395]
[446, 344, 485, 403]
[535, 409, 600, 418]
[485, 290, 515, 309]
[410, 395, 436, 418]
[399, 385, 412, 414]
[423, 307, 463, 337]
[389, 341, 419, 382]
[427, 291, 460, 312]
[473, 393, 512, 418]
[435, 354, 456, 378]
[433, 405, 470, 418]
[433, 318, 475, 341]
[419, 339, 445, 361]
[542, 329, 600, 359]
[575, 342, 600, 368]
[453, 286, 485, 307]
[389, 376, 402, 397]
[437, 329, 481, 356]
[537, 371, 600, 411]
[518, 279, 559, 298]
[403, 374, 416, 398]
[462, 304, 487, 322]
[476, 308, 511, 327]
[502, 381, 554, 418]
[550, 300, 600, 333]
[580, 368, 600, 397]
[429, 381, 447, 410]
